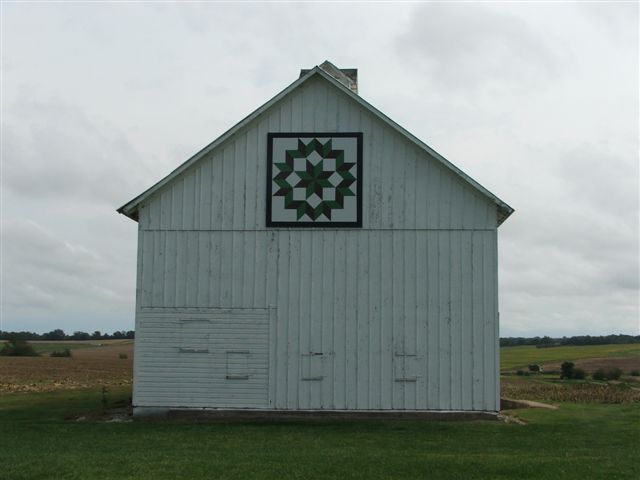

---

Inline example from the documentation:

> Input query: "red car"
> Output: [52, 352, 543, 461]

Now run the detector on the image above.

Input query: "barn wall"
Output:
[133, 75, 500, 412]
[134, 229, 499, 411]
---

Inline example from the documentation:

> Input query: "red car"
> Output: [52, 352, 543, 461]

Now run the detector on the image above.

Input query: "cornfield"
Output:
[501, 377, 640, 404]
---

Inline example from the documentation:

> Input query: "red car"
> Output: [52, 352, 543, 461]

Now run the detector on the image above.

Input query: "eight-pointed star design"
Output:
[294, 159, 333, 199]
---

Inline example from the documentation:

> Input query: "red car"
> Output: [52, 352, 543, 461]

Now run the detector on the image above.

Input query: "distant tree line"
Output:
[500, 334, 639, 347]
[3, 331, 636, 346]
[0, 329, 134, 341]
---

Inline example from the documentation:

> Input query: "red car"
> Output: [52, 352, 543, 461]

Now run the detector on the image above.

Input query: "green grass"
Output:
[0, 387, 638, 479]
[26, 342, 101, 354]
[500, 344, 640, 371]
[0, 340, 97, 354]
[0, 340, 132, 354]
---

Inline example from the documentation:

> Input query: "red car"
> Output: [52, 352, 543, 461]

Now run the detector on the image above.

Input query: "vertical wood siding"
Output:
[134, 76, 501, 412]
[136, 230, 498, 411]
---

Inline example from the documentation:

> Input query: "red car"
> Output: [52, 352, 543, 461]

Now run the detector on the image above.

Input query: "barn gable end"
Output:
[121, 63, 512, 416]
[120, 66, 512, 228]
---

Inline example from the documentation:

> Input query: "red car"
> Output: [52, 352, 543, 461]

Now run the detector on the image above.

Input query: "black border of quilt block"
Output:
[266, 132, 363, 228]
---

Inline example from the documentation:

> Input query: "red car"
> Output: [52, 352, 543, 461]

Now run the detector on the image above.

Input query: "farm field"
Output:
[500, 343, 640, 372]
[24, 339, 131, 354]
[0, 340, 133, 393]
[501, 344, 640, 405]
[0, 340, 638, 479]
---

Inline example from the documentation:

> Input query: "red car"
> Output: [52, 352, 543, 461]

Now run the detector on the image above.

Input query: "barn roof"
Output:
[118, 61, 514, 224]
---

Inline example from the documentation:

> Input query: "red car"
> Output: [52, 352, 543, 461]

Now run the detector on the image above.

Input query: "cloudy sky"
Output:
[2, 2, 638, 337]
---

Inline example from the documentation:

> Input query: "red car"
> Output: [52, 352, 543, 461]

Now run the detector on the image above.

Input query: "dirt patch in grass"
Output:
[0, 342, 133, 393]
[68, 397, 134, 423]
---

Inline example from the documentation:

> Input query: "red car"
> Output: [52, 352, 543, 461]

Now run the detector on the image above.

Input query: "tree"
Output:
[43, 329, 66, 341]
[560, 362, 575, 379]
[71, 331, 91, 341]
[0, 337, 39, 356]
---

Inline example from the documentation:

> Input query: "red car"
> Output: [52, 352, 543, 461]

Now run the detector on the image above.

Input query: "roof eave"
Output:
[497, 204, 515, 226]
[116, 202, 139, 221]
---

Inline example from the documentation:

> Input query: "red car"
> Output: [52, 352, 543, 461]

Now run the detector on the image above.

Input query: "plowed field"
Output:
[540, 356, 640, 374]
[0, 340, 133, 393]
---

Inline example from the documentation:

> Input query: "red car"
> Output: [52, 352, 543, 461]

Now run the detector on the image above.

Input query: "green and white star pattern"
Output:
[267, 133, 362, 227]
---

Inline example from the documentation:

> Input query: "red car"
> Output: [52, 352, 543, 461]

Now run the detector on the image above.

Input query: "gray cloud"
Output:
[497, 140, 639, 335]
[579, 2, 639, 41]
[2, 219, 134, 317]
[3, 99, 149, 205]
[558, 145, 638, 219]
[395, 3, 561, 91]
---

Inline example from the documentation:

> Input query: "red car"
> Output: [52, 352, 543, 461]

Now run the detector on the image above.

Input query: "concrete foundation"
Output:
[133, 407, 499, 422]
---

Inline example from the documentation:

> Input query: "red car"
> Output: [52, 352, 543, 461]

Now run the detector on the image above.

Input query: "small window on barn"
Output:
[300, 351, 325, 381]
[178, 319, 209, 353]
[226, 350, 250, 380]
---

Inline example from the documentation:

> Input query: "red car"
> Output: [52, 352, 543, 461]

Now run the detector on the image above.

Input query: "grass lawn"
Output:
[0, 387, 638, 480]
[500, 344, 640, 371]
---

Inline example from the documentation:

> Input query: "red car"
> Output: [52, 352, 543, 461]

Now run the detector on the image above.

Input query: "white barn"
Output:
[118, 61, 513, 418]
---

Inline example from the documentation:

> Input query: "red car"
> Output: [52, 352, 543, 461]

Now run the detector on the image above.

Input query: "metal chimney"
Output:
[300, 60, 358, 94]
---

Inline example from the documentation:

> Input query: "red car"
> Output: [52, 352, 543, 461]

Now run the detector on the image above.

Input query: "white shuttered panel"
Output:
[134, 309, 269, 409]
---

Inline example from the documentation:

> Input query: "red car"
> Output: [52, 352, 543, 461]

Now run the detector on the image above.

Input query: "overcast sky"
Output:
[1, 2, 638, 337]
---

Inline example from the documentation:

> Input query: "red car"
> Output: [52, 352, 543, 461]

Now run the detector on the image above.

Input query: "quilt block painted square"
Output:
[267, 133, 363, 227]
